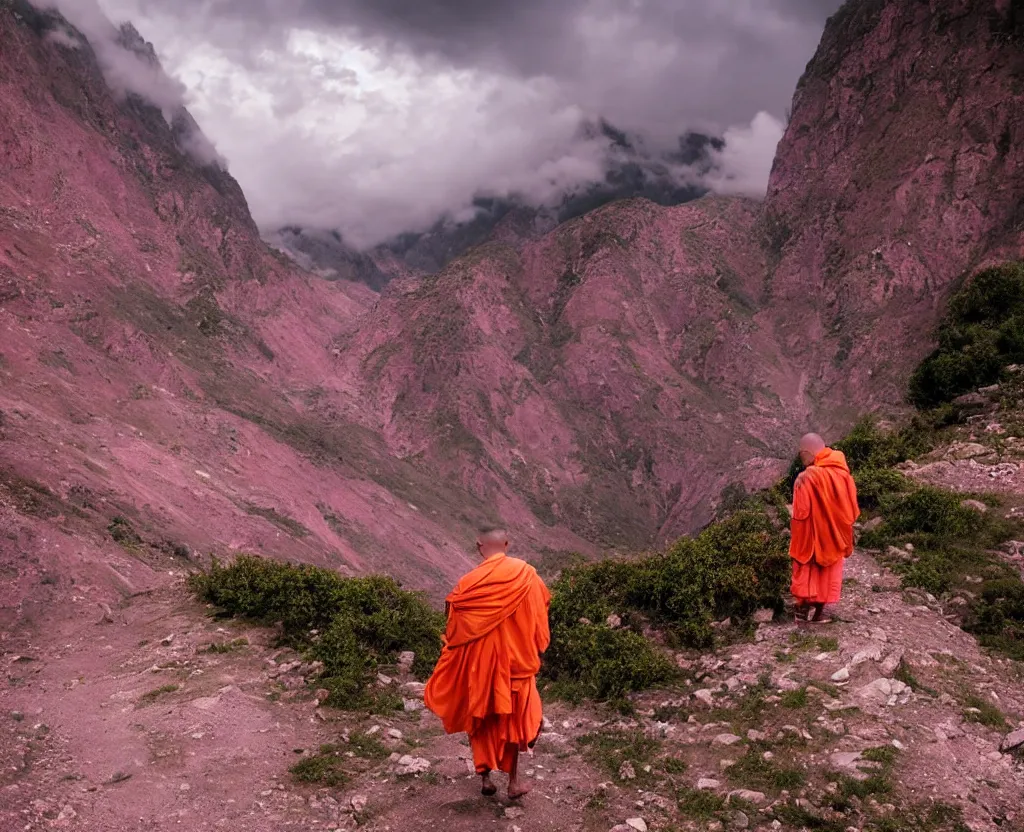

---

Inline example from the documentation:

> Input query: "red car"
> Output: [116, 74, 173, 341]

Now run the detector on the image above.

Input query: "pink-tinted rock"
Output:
[3, 0, 1024, 622]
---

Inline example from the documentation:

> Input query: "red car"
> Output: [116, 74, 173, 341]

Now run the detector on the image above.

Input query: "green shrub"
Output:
[726, 749, 806, 792]
[863, 486, 1013, 552]
[542, 505, 788, 701]
[189, 556, 444, 708]
[576, 729, 660, 779]
[108, 516, 143, 549]
[542, 622, 675, 703]
[964, 579, 1024, 660]
[834, 417, 934, 473]
[290, 744, 348, 786]
[910, 262, 1024, 407]
[873, 487, 985, 541]
[773, 417, 933, 507]
[852, 467, 914, 511]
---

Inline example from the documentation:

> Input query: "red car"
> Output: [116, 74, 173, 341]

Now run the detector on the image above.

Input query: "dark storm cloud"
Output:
[91, 0, 845, 245]
[125, 0, 843, 128]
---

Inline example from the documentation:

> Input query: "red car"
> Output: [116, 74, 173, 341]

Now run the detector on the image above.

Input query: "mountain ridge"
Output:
[2, 0, 1024, 582]
[269, 126, 725, 289]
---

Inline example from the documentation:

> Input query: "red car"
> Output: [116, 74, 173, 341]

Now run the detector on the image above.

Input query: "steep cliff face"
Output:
[335, 198, 801, 546]
[4, 0, 1024, 590]
[329, 0, 1024, 547]
[0, 1, 560, 600]
[763, 0, 1024, 427]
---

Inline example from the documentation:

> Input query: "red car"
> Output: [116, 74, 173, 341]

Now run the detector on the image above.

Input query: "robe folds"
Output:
[790, 448, 860, 605]
[424, 553, 551, 774]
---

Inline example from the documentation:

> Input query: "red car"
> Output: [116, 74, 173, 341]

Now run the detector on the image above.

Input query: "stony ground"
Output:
[3, 545, 1023, 832]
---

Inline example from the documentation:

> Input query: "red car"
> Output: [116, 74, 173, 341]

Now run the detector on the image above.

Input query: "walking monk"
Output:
[424, 528, 551, 799]
[790, 433, 860, 623]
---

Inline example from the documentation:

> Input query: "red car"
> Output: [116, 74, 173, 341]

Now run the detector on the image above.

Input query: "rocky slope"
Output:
[4, 0, 1024, 584]
[321, 0, 1024, 547]
[270, 127, 722, 288]
[4, 542, 1022, 831]
[0, 0, 596, 605]
[762, 0, 1024, 416]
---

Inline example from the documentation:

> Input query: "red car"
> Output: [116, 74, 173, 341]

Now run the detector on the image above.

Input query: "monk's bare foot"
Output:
[507, 780, 532, 800]
[810, 604, 832, 623]
[793, 603, 809, 622]
[481, 773, 497, 797]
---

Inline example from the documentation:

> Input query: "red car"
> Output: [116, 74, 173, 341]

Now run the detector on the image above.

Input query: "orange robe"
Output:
[424, 553, 551, 774]
[790, 447, 860, 605]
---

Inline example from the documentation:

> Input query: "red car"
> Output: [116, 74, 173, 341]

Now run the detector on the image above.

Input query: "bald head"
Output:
[476, 528, 510, 558]
[799, 433, 826, 466]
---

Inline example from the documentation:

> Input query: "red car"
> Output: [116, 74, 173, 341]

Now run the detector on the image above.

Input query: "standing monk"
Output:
[424, 528, 551, 800]
[790, 434, 860, 623]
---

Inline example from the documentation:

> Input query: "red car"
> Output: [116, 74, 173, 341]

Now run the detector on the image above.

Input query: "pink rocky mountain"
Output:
[1, 0, 1024, 625]
[330, 0, 1024, 545]
[0, 0, 588, 616]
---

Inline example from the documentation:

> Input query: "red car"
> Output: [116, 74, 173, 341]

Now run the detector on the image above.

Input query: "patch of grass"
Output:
[660, 756, 688, 774]
[828, 745, 898, 813]
[725, 749, 806, 792]
[960, 694, 1009, 730]
[861, 745, 899, 765]
[709, 676, 771, 730]
[189, 555, 444, 709]
[290, 744, 348, 787]
[773, 802, 845, 832]
[140, 684, 179, 704]
[872, 802, 970, 832]
[893, 659, 937, 697]
[909, 262, 1024, 408]
[544, 505, 788, 701]
[349, 731, 389, 760]
[201, 638, 249, 654]
[108, 516, 143, 550]
[788, 632, 839, 653]
[676, 787, 726, 821]
[780, 687, 810, 709]
[576, 729, 659, 781]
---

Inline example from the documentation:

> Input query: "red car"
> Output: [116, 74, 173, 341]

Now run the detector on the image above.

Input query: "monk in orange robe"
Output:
[424, 528, 551, 799]
[790, 433, 860, 624]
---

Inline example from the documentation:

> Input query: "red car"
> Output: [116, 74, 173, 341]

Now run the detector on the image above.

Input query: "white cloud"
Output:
[706, 112, 786, 198]
[81, 0, 837, 243]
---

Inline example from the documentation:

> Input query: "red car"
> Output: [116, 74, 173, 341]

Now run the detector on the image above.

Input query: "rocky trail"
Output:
[3, 544, 1022, 832]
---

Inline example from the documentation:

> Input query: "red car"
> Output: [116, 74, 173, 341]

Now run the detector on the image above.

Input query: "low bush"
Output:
[964, 579, 1024, 661]
[909, 262, 1024, 408]
[190, 556, 444, 708]
[542, 505, 788, 701]
[542, 622, 675, 703]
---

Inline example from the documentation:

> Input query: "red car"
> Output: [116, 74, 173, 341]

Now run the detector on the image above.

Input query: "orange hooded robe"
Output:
[423, 552, 551, 774]
[790, 447, 860, 605]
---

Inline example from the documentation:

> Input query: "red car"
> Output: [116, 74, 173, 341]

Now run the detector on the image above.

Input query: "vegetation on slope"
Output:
[542, 504, 790, 702]
[910, 262, 1024, 408]
[824, 419, 1024, 659]
[189, 556, 444, 708]
[189, 261, 1024, 709]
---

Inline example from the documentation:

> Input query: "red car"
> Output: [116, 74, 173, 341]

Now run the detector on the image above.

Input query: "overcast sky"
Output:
[79, 0, 843, 247]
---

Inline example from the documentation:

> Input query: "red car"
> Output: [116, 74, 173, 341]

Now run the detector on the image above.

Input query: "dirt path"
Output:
[2, 511, 1024, 832]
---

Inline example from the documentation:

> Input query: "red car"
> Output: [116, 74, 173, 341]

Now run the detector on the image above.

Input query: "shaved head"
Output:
[799, 433, 826, 466]
[800, 433, 825, 453]
[476, 527, 510, 558]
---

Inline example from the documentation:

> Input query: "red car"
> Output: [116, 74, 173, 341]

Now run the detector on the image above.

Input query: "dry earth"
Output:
[3, 547, 1022, 832]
